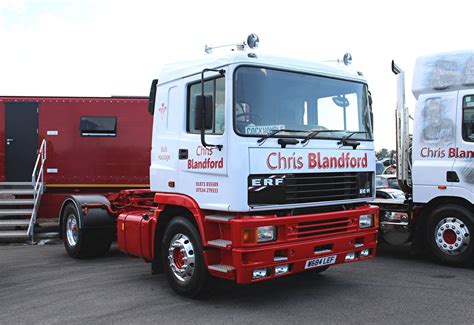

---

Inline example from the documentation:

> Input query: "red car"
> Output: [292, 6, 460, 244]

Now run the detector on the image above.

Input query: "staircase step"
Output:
[207, 239, 232, 248]
[0, 199, 35, 205]
[0, 182, 33, 187]
[208, 264, 235, 273]
[0, 219, 30, 228]
[0, 230, 29, 240]
[205, 215, 235, 222]
[0, 209, 33, 216]
[0, 189, 34, 195]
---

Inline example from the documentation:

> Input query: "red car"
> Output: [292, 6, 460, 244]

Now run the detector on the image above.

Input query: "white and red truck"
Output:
[60, 38, 379, 297]
[377, 51, 474, 266]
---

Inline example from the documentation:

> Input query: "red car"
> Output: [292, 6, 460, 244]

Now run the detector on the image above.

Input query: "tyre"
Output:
[162, 216, 210, 298]
[62, 203, 113, 258]
[426, 204, 474, 266]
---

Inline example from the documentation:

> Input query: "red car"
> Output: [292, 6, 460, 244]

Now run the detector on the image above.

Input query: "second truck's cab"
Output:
[411, 52, 474, 204]
[378, 52, 474, 266]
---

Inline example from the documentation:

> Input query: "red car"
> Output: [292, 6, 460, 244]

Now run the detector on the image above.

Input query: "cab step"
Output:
[207, 239, 232, 248]
[205, 215, 235, 222]
[207, 264, 235, 273]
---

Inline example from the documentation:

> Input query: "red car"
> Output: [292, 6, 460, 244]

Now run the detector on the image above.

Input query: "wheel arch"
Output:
[59, 195, 115, 238]
[153, 205, 201, 267]
[418, 196, 473, 221]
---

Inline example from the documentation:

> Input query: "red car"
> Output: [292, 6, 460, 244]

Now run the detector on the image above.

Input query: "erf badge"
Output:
[158, 102, 167, 120]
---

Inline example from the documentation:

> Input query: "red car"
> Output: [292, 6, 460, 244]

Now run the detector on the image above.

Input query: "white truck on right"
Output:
[377, 51, 474, 266]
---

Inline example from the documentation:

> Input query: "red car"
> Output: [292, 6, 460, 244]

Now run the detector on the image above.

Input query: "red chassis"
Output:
[91, 190, 378, 284]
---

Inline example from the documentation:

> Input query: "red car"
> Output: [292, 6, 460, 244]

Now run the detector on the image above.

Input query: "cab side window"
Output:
[462, 95, 474, 142]
[188, 77, 225, 135]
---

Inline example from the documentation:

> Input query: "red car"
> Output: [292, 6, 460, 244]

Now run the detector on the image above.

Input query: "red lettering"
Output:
[308, 153, 317, 168]
[296, 156, 304, 169]
[278, 153, 287, 169]
[350, 157, 357, 168]
[267, 152, 278, 170]
[362, 153, 368, 167]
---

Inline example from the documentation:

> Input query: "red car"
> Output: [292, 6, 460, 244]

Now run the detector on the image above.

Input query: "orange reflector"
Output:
[121, 223, 124, 231]
[168, 181, 175, 188]
[243, 228, 258, 244]
[438, 185, 447, 190]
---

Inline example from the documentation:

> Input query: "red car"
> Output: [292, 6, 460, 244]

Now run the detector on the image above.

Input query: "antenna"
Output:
[204, 34, 260, 54]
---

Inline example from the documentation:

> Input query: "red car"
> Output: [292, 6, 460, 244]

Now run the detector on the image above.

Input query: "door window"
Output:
[462, 95, 474, 142]
[188, 77, 225, 135]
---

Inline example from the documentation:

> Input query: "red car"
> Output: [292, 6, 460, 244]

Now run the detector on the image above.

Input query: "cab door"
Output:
[452, 91, 474, 201]
[176, 73, 229, 210]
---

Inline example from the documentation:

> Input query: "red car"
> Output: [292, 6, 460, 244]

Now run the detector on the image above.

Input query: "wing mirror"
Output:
[194, 95, 214, 130]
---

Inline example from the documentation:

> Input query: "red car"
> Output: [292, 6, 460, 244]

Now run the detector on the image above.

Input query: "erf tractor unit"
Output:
[59, 36, 378, 297]
[377, 51, 474, 266]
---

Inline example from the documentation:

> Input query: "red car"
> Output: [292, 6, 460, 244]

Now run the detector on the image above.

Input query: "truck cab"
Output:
[150, 52, 376, 212]
[60, 49, 379, 298]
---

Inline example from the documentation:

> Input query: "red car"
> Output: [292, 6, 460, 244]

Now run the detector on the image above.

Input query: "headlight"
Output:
[359, 214, 374, 228]
[243, 226, 277, 243]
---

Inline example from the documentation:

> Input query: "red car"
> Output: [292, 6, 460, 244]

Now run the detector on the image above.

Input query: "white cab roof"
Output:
[158, 51, 366, 85]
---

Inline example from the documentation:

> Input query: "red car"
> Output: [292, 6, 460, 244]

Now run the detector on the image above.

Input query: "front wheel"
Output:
[162, 217, 210, 298]
[427, 204, 473, 266]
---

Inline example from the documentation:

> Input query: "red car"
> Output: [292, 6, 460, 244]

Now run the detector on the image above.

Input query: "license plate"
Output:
[304, 255, 337, 269]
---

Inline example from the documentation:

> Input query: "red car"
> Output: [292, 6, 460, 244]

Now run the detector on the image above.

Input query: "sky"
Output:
[1, 0, 473, 150]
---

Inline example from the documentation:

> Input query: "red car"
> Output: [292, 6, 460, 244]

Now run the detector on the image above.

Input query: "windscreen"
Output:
[234, 67, 372, 140]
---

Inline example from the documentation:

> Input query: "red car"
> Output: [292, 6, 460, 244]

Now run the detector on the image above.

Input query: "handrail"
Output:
[27, 139, 47, 241]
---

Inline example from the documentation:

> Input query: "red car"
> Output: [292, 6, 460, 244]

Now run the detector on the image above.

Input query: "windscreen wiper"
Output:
[257, 129, 306, 145]
[301, 129, 341, 145]
[337, 131, 369, 149]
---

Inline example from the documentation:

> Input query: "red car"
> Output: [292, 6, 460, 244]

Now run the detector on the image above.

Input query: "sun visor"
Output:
[412, 51, 474, 99]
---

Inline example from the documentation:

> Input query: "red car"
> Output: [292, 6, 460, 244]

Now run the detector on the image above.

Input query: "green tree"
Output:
[376, 148, 389, 160]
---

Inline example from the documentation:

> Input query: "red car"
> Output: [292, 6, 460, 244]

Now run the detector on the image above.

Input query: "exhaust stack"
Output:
[391, 61, 412, 193]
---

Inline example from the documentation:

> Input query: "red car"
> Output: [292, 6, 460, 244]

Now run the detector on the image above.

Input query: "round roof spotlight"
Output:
[343, 53, 352, 66]
[247, 34, 260, 49]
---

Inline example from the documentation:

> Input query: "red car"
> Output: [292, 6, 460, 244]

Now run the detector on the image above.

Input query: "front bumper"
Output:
[205, 205, 378, 284]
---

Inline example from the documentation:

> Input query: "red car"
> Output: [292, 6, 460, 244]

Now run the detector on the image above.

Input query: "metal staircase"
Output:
[0, 140, 46, 243]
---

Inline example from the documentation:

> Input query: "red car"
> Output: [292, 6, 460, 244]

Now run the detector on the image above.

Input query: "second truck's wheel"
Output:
[427, 204, 473, 266]
[162, 217, 210, 298]
[62, 203, 113, 258]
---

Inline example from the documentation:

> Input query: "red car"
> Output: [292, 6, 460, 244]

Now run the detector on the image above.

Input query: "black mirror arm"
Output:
[200, 68, 225, 151]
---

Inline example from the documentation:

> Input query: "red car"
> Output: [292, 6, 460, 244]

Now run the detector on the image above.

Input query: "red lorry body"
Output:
[106, 189, 378, 284]
[0, 96, 152, 219]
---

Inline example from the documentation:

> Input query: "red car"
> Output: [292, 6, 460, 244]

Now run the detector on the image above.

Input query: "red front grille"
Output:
[288, 217, 357, 240]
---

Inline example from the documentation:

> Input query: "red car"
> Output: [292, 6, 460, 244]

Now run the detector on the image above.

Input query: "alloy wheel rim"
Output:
[168, 233, 196, 283]
[435, 217, 470, 255]
[66, 214, 78, 247]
